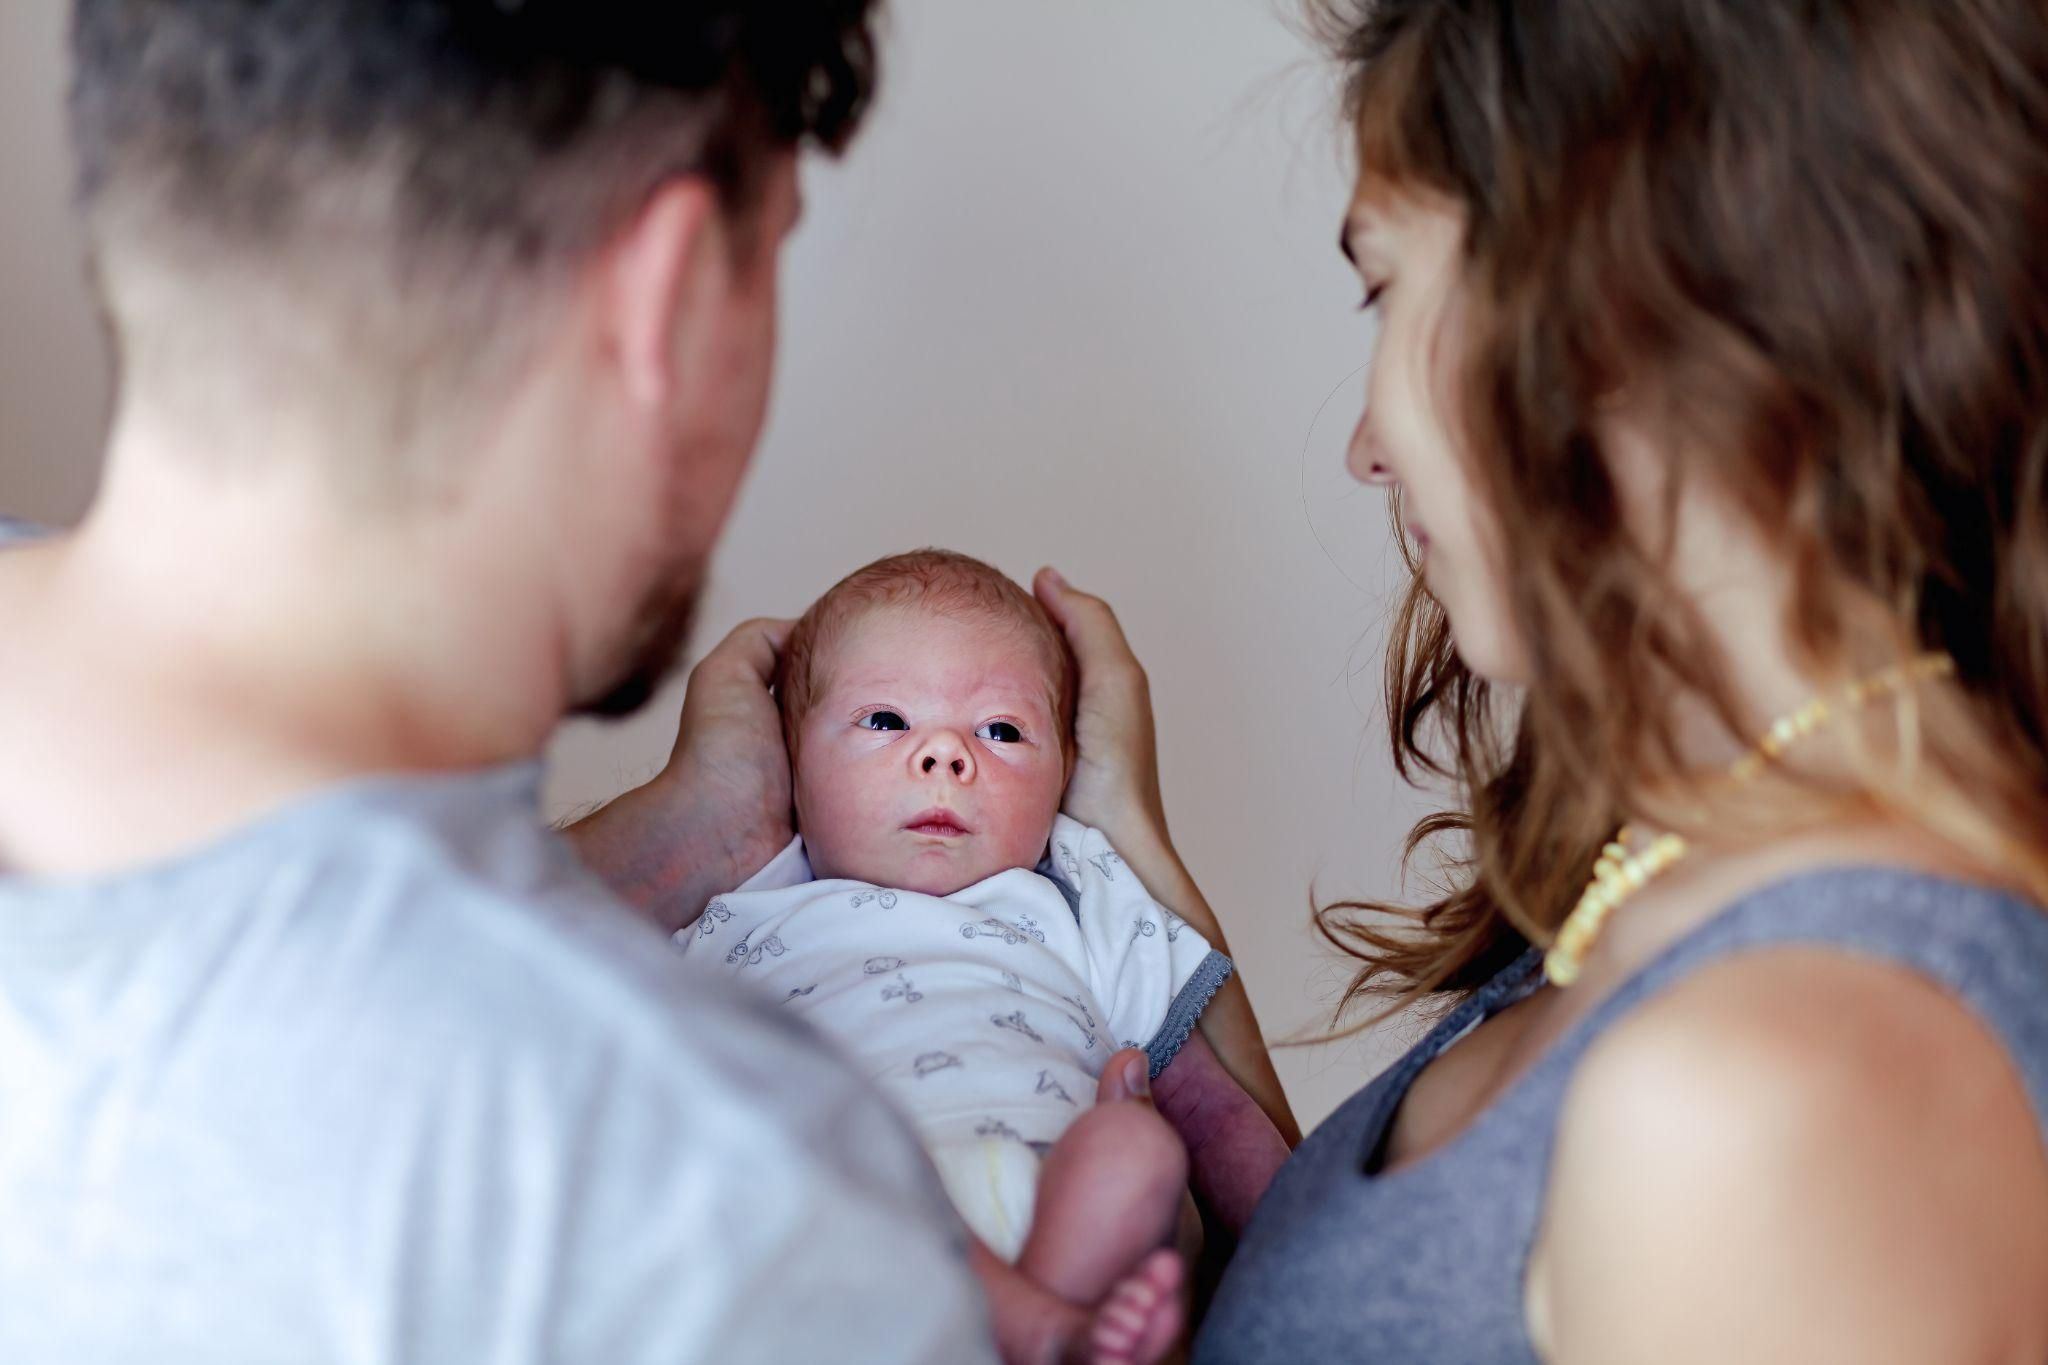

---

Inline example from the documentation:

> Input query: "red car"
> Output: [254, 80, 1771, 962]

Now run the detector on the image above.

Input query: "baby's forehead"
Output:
[817, 603, 1057, 696]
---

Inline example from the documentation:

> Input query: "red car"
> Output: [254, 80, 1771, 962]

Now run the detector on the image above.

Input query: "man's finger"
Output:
[735, 615, 796, 659]
[698, 616, 796, 685]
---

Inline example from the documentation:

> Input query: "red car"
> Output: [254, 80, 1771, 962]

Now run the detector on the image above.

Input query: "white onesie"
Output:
[673, 815, 1231, 1259]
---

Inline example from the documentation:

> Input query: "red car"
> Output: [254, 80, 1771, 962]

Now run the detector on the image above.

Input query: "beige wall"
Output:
[1, 0, 1431, 1128]
[2, 0, 110, 525]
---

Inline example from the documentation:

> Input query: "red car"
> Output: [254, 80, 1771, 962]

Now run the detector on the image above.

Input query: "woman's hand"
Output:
[1032, 567, 1170, 853]
[564, 617, 796, 934]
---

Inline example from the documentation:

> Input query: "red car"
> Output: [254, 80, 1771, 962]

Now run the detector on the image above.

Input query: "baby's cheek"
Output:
[992, 769, 1064, 863]
[793, 768, 865, 871]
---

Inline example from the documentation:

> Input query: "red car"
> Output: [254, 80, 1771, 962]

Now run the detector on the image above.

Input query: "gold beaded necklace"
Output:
[1542, 652, 1956, 987]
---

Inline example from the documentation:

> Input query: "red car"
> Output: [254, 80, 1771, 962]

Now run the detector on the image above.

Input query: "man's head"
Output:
[779, 550, 1077, 896]
[70, 0, 881, 717]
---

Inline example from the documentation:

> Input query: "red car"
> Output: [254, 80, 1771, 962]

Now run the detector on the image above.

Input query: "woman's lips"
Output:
[905, 809, 971, 838]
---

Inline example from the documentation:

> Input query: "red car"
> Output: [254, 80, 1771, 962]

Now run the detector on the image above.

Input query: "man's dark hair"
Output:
[72, 0, 879, 261]
[67, 0, 882, 442]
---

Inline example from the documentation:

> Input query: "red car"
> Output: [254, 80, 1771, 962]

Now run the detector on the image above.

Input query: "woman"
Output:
[1037, 0, 2048, 1357]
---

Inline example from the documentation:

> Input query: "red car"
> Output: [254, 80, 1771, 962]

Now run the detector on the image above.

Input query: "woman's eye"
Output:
[858, 711, 908, 732]
[976, 721, 1023, 744]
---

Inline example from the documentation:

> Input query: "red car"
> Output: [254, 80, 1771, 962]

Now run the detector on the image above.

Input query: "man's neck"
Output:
[0, 420, 574, 877]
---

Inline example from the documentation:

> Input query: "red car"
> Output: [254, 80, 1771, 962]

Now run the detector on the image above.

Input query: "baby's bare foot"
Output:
[1084, 1249, 1183, 1365]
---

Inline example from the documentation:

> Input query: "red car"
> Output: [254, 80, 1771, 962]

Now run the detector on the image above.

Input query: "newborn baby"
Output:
[674, 550, 1227, 1364]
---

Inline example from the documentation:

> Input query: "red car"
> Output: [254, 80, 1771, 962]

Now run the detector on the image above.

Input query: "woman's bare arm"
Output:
[1034, 568, 1301, 1146]
[1537, 950, 2048, 1363]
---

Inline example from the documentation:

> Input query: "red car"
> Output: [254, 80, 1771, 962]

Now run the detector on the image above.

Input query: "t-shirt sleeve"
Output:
[553, 998, 996, 1364]
[1057, 816, 1233, 1078]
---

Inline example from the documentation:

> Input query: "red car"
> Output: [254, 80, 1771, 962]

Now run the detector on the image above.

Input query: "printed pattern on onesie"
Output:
[670, 814, 1232, 1157]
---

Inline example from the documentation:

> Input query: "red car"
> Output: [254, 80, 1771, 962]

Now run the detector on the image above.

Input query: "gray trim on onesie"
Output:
[1035, 842, 1228, 1077]
[1144, 950, 1232, 1079]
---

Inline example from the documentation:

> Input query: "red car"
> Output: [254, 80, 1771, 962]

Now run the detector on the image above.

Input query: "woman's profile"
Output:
[1036, 0, 2048, 1357]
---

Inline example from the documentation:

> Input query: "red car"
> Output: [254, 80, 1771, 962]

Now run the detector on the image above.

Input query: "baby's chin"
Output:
[891, 865, 995, 897]
[811, 837, 1045, 898]
[860, 853, 1009, 898]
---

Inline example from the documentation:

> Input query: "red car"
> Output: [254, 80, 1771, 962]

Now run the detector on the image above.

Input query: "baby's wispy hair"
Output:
[777, 549, 1077, 765]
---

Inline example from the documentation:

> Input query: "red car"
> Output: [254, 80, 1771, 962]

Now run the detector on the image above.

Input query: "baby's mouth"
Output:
[904, 809, 973, 838]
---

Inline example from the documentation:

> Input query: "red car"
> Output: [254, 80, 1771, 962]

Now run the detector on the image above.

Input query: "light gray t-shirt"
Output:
[0, 541, 992, 1363]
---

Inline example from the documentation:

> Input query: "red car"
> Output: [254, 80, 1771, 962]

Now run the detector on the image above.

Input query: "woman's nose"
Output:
[914, 730, 976, 781]
[1347, 414, 1395, 486]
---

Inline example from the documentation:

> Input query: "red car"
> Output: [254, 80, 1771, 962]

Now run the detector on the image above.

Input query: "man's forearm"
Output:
[562, 780, 776, 937]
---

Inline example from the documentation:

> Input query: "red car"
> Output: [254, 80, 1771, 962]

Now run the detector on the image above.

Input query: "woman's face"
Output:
[1341, 183, 1529, 683]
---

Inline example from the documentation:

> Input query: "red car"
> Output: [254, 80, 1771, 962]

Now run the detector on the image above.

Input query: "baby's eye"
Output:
[859, 710, 908, 732]
[976, 721, 1024, 744]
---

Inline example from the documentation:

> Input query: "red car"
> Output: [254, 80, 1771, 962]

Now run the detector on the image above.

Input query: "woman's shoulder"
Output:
[1585, 840, 2048, 1087]
[1570, 934, 2041, 1154]
[1538, 927, 2048, 1361]
[1568, 853, 2048, 1199]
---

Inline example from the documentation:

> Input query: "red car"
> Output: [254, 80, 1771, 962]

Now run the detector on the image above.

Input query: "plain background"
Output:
[1, 0, 1440, 1129]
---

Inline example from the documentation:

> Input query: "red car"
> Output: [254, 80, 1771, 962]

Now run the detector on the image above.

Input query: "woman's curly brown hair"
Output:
[1308, 0, 2048, 1026]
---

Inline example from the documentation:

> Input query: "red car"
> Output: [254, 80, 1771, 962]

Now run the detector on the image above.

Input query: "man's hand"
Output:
[564, 617, 796, 934]
[665, 615, 797, 859]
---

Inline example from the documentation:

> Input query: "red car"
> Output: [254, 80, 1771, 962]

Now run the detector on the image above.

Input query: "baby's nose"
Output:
[913, 729, 976, 781]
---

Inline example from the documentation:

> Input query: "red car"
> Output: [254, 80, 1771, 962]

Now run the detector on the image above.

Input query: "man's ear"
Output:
[599, 178, 722, 411]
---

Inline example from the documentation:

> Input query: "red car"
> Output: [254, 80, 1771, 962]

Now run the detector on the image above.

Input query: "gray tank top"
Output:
[1194, 866, 2048, 1362]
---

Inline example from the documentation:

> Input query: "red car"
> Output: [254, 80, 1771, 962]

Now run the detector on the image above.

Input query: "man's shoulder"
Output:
[191, 769, 950, 1200]
[259, 767, 801, 1059]
[113, 765, 815, 1117]
[3, 769, 992, 1361]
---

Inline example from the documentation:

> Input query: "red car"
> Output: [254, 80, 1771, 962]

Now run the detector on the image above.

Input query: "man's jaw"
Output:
[570, 570, 703, 720]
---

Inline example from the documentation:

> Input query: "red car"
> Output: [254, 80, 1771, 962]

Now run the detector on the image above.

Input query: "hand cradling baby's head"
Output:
[778, 550, 1076, 896]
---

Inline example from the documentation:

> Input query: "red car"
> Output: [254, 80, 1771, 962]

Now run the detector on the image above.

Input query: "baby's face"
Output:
[793, 605, 1067, 897]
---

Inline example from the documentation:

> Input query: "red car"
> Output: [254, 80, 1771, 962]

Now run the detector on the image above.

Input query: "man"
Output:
[0, 2, 992, 1359]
